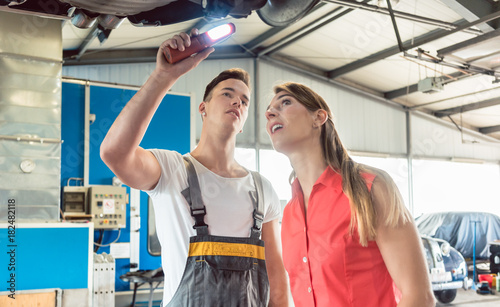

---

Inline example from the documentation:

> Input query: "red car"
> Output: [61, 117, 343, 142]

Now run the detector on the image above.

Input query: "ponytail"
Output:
[325, 118, 375, 246]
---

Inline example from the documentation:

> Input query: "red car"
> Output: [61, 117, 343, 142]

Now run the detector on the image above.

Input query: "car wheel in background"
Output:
[434, 289, 457, 304]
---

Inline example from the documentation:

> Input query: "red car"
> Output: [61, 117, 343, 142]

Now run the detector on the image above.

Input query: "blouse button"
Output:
[303, 257, 307, 263]
[308, 287, 312, 293]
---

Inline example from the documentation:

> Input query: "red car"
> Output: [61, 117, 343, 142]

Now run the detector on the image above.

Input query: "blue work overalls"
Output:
[165, 157, 270, 306]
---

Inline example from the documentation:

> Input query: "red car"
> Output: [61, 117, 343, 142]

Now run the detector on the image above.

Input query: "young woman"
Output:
[265, 82, 435, 307]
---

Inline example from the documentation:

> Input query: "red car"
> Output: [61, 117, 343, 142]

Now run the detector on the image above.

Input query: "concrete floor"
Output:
[436, 288, 500, 306]
[115, 284, 500, 307]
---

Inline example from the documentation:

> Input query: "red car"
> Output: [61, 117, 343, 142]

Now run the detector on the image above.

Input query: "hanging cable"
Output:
[94, 229, 122, 248]
[94, 229, 104, 253]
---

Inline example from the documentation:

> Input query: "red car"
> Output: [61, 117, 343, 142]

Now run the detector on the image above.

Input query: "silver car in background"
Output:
[421, 235, 472, 304]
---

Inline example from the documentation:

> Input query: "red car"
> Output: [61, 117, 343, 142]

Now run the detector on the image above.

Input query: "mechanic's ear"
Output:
[199, 102, 207, 120]
[199, 102, 206, 114]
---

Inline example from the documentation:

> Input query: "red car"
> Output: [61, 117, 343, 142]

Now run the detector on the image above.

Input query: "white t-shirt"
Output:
[146, 149, 281, 306]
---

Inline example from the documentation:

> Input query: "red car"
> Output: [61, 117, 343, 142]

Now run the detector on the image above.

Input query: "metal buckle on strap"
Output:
[191, 207, 206, 216]
[191, 207, 208, 234]
[252, 209, 264, 231]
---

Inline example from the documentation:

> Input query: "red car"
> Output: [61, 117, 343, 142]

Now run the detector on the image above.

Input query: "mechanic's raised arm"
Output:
[100, 29, 214, 191]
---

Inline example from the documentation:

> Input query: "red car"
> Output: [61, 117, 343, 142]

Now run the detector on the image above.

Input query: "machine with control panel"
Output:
[62, 186, 90, 218]
[88, 185, 128, 229]
[62, 185, 128, 229]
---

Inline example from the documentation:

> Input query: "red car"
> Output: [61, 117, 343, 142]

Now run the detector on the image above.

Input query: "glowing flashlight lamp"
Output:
[164, 23, 236, 64]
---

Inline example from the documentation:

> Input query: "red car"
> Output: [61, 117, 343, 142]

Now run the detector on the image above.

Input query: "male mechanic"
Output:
[101, 28, 289, 306]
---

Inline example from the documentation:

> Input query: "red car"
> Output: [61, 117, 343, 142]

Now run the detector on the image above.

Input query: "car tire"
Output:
[434, 289, 457, 304]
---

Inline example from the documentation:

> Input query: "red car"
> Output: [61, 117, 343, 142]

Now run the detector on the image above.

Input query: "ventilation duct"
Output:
[0, 11, 62, 221]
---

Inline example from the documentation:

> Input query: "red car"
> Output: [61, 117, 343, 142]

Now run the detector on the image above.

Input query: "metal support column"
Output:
[406, 109, 414, 215]
[84, 81, 90, 187]
[254, 57, 261, 171]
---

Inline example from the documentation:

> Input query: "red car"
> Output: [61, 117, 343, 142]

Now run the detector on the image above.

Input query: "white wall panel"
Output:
[411, 112, 500, 162]
[257, 61, 407, 155]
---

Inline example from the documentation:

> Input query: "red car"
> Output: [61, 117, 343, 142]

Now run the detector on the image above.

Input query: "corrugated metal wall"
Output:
[0, 12, 62, 221]
[62, 58, 500, 162]
[411, 112, 500, 162]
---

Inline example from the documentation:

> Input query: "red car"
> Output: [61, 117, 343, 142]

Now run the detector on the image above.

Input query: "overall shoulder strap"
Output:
[249, 171, 265, 239]
[181, 156, 208, 236]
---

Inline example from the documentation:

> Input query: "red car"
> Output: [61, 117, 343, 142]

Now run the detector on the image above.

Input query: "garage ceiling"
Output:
[3, 0, 500, 141]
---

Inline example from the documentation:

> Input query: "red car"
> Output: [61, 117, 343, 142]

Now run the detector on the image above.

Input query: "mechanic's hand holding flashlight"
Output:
[155, 24, 235, 80]
[164, 23, 236, 64]
[155, 28, 213, 80]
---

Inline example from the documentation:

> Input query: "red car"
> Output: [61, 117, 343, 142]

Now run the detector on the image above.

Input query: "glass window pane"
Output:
[412, 160, 500, 217]
[259, 149, 293, 201]
[352, 156, 410, 210]
[235, 147, 256, 171]
[148, 196, 161, 256]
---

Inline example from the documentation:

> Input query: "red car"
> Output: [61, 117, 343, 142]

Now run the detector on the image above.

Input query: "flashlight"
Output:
[164, 23, 236, 64]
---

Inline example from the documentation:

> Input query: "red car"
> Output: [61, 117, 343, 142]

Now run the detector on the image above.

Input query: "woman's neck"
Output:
[289, 148, 328, 208]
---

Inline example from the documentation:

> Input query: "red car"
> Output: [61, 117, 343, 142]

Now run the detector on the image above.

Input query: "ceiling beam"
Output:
[384, 71, 466, 100]
[434, 97, 500, 118]
[327, 27, 446, 79]
[254, 3, 358, 56]
[323, 0, 481, 35]
[204, 45, 254, 59]
[384, 84, 418, 101]
[327, 10, 500, 79]
[64, 48, 158, 65]
[63, 45, 252, 66]
[479, 125, 500, 134]
[244, 26, 286, 52]
[468, 49, 500, 64]
[439, 0, 497, 32]
[245, 2, 329, 52]
[437, 28, 500, 57]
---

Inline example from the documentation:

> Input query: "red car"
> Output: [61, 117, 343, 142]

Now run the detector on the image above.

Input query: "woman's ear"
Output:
[315, 109, 328, 127]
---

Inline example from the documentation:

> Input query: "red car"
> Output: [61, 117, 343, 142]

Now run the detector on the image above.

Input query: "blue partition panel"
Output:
[0, 224, 91, 290]
[61, 82, 191, 291]
[61, 82, 85, 186]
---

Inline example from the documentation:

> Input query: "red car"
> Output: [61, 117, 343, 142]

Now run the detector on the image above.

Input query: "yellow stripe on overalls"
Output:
[188, 241, 265, 260]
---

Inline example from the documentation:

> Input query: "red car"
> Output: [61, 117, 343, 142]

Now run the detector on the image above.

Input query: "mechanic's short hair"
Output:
[203, 68, 250, 102]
